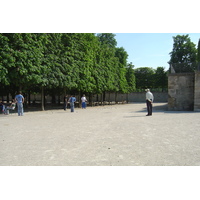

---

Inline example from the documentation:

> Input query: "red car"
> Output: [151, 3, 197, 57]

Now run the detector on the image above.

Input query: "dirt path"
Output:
[1, 103, 200, 166]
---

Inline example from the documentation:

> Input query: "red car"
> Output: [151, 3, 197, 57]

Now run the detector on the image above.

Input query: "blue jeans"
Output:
[70, 102, 74, 112]
[17, 103, 24, 116]
[82, 102, 86, 109]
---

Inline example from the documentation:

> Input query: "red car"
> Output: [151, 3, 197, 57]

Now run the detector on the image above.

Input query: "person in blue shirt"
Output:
[68, 95, 76, 112]
[15, 91, 25, 116]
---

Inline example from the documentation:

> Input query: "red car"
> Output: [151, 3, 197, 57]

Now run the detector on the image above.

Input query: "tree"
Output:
[0, 34, 13, 86]
[72, 33, 97, 94]
[125, 62, 136, 92]
[97, 33, 118, 93]
[134, 67, 155, 90]
[115, 47, 129, 93]
[197, 39, 200, 70]
[154, 67, 168, 91]
[168, 34, 197, 72]
[198, 39, 200, 61]
[0, 33, 138, 107]
[97, 33, 117, 48]
[1, 34, 48, 99]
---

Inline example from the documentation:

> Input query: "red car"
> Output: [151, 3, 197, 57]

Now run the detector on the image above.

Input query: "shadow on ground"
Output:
[135, 102, 199, 114]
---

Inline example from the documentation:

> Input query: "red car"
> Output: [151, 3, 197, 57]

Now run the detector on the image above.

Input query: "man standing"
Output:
[81, 94, 87, 109]
[68, 95, 76, 112]
[63, 95, 69, 111]
[15, 91, 24, 116]
[145, 89, 154, 116]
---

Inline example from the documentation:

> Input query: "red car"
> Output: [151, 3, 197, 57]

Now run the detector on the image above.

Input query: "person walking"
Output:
[15, 91, 25, 116]
[68, 95, 76, 112]
[81, 94, 87, 109]
[145, 88, 154, 116]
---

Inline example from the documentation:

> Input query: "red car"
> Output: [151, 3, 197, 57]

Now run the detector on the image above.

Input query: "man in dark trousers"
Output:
[145, 89, 154, 116]
[63, 95, 69, 111]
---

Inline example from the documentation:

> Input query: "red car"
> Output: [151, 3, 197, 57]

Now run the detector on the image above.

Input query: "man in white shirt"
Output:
[81, 94, 87, 109]
[145, 89, 154, 116]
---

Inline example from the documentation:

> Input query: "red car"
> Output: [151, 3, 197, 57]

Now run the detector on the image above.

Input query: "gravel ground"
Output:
[1, 102, 200, 166]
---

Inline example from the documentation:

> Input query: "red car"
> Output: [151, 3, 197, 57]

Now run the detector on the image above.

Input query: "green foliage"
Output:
[126, 62, 136, 92]
[0, 34, 12, 85]
[0, 33, 131, 98]
[0, 33, 168, 101]
[169, 34, 197, 64]
[134, 67, 155, 89]
[134, 66, 168, 91]
[1, 33, 49, 90]
[154, 67, 168, 91]
[97, 33, 117, 48]
[197, 39, 200, 62]
[169, 34, 197, 72]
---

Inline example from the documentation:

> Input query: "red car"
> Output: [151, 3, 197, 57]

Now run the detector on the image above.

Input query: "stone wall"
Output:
[168, 73, 195, 111]
[105, 92, 168, 103]
[194, 71, 200, 111]
[126, 92, 167, 102]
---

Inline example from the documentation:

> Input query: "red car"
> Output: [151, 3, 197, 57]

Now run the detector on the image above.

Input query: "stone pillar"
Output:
[168, 73, 195, 111]
[194, 71, 200, 111]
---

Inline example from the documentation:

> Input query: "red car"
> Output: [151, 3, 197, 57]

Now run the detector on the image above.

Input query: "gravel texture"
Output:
[1, 103, 200, 166]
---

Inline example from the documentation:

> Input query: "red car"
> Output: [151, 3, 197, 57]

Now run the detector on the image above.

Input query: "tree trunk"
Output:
[115, 92, 118, 104]
[108, 92, 111, 105]
[28, 90, 31, 106]
[41, 86, 45, 111]
[79, 91, 81, 108]
[101, 93, 103, 106]
[58, 95, 61, 105]
[6, 93, 9, 103]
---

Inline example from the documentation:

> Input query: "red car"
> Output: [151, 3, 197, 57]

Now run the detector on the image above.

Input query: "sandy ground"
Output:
[1, 102, 200, 166]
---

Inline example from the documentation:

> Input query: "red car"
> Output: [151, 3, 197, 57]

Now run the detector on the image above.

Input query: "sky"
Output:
[115, 33, 200, 70]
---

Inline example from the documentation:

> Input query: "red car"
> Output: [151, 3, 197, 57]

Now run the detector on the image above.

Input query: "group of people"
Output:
[64, 89, 154, 116]
[1, 90, 154, 116]
[0, 99, 16, 115]
[1, 91, 24, 116]
[64, 94, 87, 112]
